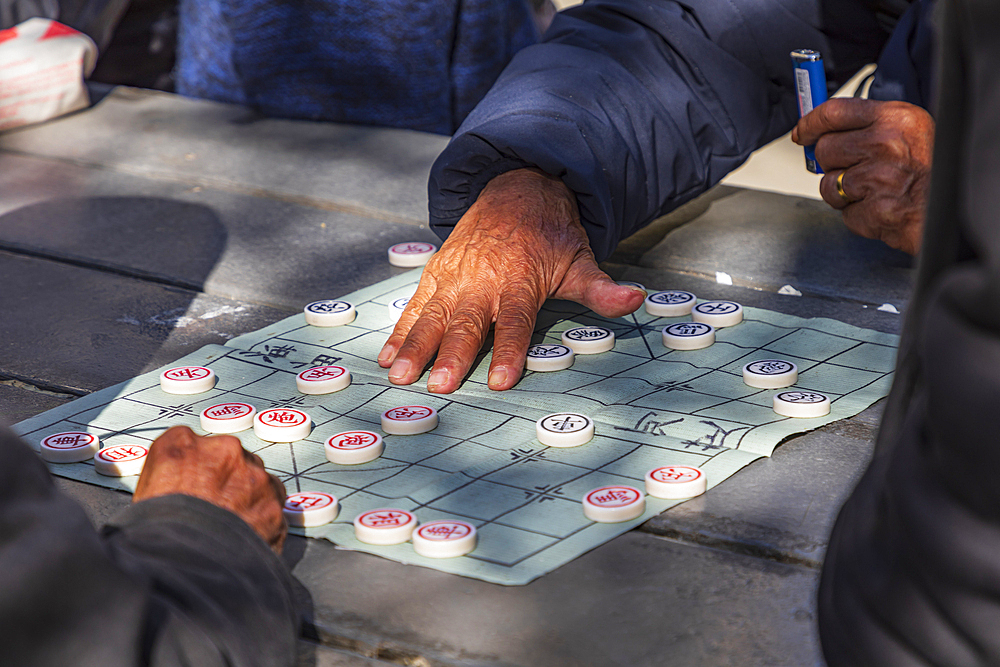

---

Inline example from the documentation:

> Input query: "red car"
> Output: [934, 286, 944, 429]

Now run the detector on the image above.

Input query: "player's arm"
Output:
[792, 98, 933, 255]
[0, 425, 297, 667]
[381, 0, 892, 392]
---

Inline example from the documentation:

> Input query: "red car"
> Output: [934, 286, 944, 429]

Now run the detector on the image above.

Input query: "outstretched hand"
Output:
[134, 426, 288, 553]
[378, 168, 647, 394]
[792, 98, 933, 255]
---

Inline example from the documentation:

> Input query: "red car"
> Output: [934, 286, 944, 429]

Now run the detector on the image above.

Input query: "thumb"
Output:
[555, 252, 646, 318]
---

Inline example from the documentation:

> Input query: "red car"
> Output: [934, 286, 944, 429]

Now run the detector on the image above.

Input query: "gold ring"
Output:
[836, 171, 852, 203]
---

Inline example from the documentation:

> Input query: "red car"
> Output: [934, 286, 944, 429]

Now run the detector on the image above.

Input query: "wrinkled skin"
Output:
[378, 168, 647, 394]
[792, 98, 934, 255]
[134, 426, 288, 553]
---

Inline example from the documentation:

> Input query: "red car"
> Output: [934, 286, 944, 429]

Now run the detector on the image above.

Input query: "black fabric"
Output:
[0, 425, 298, 667]
[818, 1, 1000, 664]
[0, 0, 131, 48]
[427, 0, 926, 262]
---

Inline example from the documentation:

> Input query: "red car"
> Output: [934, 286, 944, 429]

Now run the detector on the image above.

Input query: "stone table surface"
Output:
[0, 86, 913, 667]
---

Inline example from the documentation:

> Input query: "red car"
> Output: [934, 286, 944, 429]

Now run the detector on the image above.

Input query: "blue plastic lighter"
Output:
[791, 49, 828, 174]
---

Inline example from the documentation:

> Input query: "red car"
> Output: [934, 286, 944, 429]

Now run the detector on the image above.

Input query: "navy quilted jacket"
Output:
[428, 0, 933, 261]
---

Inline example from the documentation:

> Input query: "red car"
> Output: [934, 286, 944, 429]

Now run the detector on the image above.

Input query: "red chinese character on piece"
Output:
[366, 511, 405, 527]
[289, 493, 329, 510]
[168, 367, 208, 380]
[102, 446, 142, 461]
[654, 467, 699, 483]
[336, 432, 374, 449]
[52, 434, 85, 447]
[265, 410, 301, 425]
[396, 243, 432, 254]
[591, 487, 637, 506]
[425, 523, 464, 539]
[303, 367, 342, 380]
[388, 406, 429, 420]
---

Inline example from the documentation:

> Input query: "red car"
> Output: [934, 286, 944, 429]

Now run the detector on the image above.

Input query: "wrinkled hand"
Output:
[133, 426, 287, 553]
[378, 168, 647, 393]
[792, 98, 933, 255]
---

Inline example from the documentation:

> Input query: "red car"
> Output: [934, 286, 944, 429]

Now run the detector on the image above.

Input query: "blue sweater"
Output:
[175, 0, 539, 135]
[428, 0, 933, 261]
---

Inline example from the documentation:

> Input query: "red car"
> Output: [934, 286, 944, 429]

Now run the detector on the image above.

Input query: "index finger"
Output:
[377, 272, 437, 368]
[793, 98, 880, 146]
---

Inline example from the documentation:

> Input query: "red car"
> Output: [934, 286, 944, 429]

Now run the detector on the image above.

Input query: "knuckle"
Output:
[155, 426, 197, 458]
[496, 302, 537, 333]
[881, 136, 910, 162]
[813, 135, 833, 161]
[448, 310, 492, 341]
[866, 163, 905, 191]
[415, 296, 456, 325]
[207, 435, 244, 462]
[249, 465, 273, 489]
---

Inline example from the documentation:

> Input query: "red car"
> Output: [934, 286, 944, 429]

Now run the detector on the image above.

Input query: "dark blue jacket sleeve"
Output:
[428, 0, 897, 261]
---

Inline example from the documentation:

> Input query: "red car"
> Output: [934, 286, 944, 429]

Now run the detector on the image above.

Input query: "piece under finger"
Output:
[378, 280, 435, 368]
[487, 290, 543, 391]
[387, 296, 458, 386]
[425, 298, 496, 394]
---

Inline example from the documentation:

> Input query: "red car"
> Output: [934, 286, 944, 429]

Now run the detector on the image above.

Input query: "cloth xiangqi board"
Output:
[14, 270, 898, 585]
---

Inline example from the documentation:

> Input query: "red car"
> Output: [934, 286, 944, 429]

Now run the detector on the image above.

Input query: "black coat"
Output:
[820, 1, 1000, 664]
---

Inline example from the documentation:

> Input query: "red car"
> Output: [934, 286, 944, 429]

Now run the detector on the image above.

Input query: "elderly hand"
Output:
[378, 168, 647, 394]
[133, 426, 287, 553]
[792, 98, 933, 255]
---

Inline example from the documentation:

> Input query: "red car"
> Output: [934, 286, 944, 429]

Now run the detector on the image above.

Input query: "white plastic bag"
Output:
[0, 17, 97, 131]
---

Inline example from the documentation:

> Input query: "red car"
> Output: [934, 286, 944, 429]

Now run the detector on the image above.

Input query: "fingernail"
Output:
[625, 285, 648, 297]
[377, 344, 394, 365]
[388, 358, 411, 382]
[427, 368, 451, 391]
[488, 367, 508, 389]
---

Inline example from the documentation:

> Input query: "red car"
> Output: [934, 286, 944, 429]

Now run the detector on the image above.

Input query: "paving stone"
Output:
[54, 477, 133, 528]
[0, 153, 440, 308]
[0, 382, 73, 426]
[0, 251, 290, 392]
[623, 188, 916, 306]
[0, 87, 448, 225]
[286, 532, 823, 667]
